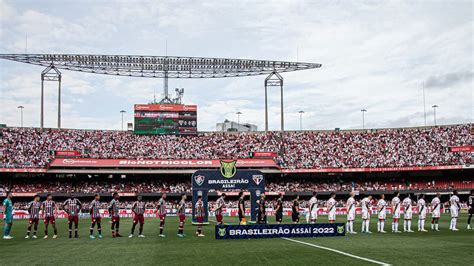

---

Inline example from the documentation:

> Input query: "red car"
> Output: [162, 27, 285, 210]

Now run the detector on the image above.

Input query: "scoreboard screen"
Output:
[134, 104, 197, 135]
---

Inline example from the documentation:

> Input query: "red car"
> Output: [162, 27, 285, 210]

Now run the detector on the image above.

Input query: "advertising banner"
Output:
[251, 152, 278, 158]
[49, 158, 278, 168]
[55, 150, 81, 157]
[281, 165, 464, 173]
[0, 168, 47, 173]
[215, 223, 346, 239]
[449, 145, 473, 152]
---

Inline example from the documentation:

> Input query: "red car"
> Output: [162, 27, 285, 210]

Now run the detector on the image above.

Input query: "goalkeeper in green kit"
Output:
[2, 191, 14, 239]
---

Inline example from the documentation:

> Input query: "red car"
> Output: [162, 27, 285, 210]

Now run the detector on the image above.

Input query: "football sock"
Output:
[97, 223, 102, 235]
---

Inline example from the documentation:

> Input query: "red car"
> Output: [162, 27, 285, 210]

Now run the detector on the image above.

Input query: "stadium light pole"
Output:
[298, 110, 304, 130]
[120, 110, 126, 131]
[17, 105, 24, 127]
[361, 109, 367, 129]
[432, 105, 438, 126]
[236, 111, 242, 127]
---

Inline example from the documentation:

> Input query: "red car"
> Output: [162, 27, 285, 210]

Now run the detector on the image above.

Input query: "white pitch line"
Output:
[281, 237, 391, 266]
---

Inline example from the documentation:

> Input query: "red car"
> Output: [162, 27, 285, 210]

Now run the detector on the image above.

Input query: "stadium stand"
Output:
[0, 124, 471, 169]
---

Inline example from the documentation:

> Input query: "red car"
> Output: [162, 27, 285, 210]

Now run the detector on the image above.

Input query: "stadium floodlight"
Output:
[0, 54, 322, 131]
[236, 111, 242, 129]
[17, 105, 24, 127]
[361, 109, 367, 129]
[0, 54, 321, 79]
[120, 110, 126, 131]
[298, 110, 304, 130]
[432, 105, 439, 126]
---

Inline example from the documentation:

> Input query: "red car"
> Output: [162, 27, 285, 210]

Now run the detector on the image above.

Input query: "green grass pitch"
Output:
[1, 214, 472, 265]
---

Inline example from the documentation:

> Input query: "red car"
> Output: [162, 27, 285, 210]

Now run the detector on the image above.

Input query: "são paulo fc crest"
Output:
[218, 228, 226, 237]
[252, 174, 263, 185]
[194, 175, 205, 186]
[337, 226, 345, 234]
[220, 160, 237, 178]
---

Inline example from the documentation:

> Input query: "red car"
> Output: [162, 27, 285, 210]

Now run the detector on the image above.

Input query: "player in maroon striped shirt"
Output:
[41, 194, 58, 239]
[108, 192, 122, 238]
[63, 193, 82, 238]
[157, 193, 167, 237]
[129, 195, 146, 238]
[195, 195, 205, 237]
[177, 194, 187, 237]
[25, 194, 41, 239]
[89, 194, 102, 239]
[215, 193, 226, 225]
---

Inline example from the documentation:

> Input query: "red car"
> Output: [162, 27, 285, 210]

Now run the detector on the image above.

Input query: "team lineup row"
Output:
[254, 191, 474, 234]
[2, 190, 474, 240]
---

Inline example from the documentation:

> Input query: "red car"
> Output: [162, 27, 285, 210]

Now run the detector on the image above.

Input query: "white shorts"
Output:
[310, 210, 318, 220]
[362, 210, 370, 220]
[418, 210, 426, 220]
[328, 212, 336, 221]
[378, 212, 386, 220]
[393, 210, 400, 219]
[347, 210, 355, 221]
[404, 211, 412, 220]
[432, 210, 440, 218]
[450, 207, 458, 218]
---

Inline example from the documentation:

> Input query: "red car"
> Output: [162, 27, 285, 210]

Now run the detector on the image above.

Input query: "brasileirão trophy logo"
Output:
[220, 160, 237, 178]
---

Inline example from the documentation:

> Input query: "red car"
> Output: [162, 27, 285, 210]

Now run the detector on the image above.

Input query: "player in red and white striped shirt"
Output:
[157, 193, 167, 238]
[215, 193, 226, 225]
[177, 194, 187, 237]
[108, 192, 122, 238]
[195, 195, 205, 237]
[41, 194, 58, 239]
[63, 194, 82, 238]
[25, 195, 41, 239]
[89, 194, 102, 239]
[130, 196, 146, 238]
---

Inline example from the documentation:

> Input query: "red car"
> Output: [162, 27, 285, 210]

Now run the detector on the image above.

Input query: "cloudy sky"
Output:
[0, 0, 472, 131]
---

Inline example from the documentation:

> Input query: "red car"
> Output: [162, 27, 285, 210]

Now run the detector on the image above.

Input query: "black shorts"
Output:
[292, 213, 299, 222]
[276, 213, 283, 222]
[469, 208, 474, 215]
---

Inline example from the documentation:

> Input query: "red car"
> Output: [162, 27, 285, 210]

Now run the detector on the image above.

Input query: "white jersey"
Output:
[392, 196, 401, 219]
[403, 197, 413, 219]
[431, 197, 441, 218]
[309, 197, 318, 213]
[377, 199, 387, 220]
[449, 195, 460, 218]
[346, 197, 356, 221]
[449, 195, 460, 210]
[361, 197, 371, 220]
[327, 198, 337, 221]
[308, 196, 318, 220]
[417, 198, 426, 219]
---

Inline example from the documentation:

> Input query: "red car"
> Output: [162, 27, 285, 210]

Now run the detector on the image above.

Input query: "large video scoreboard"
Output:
[134, 104, 197, 135]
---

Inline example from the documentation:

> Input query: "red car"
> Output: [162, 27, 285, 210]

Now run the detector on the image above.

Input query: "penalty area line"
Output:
[281, 237, 391, 266]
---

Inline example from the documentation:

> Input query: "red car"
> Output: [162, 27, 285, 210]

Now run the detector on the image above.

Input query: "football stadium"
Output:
[0, 1, 473, 266]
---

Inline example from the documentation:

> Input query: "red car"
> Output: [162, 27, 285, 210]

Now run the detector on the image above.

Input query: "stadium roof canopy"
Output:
[0, 54, 321, 78]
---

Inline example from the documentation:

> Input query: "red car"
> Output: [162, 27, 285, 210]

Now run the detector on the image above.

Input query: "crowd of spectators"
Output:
[1, 124, 471, 169]
[3, 176, 473, 195]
